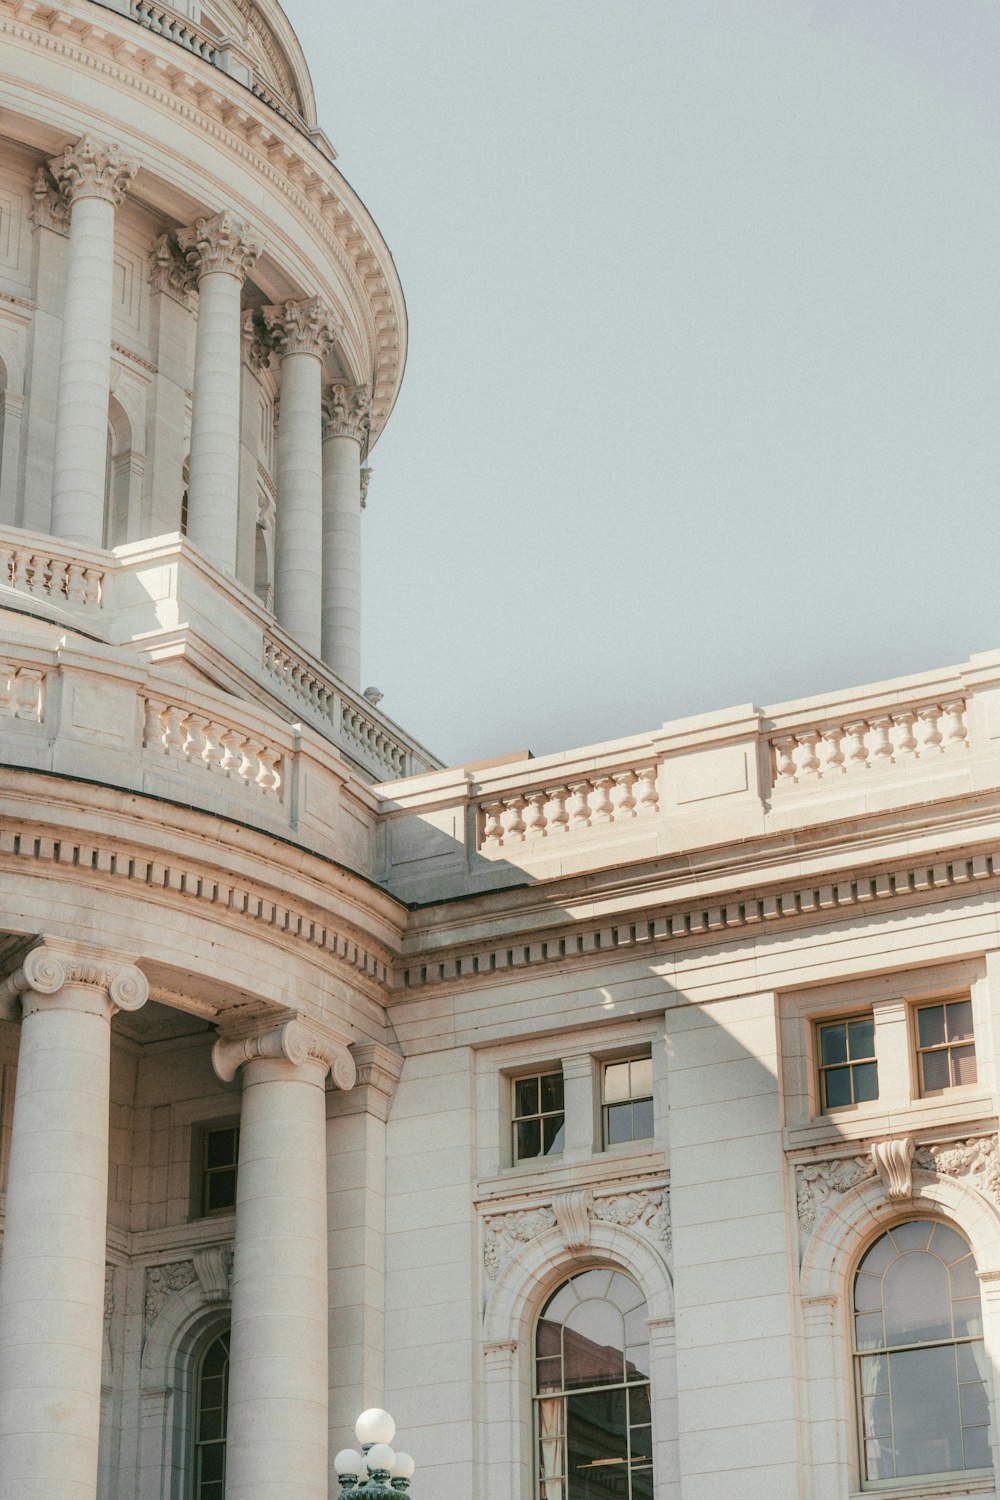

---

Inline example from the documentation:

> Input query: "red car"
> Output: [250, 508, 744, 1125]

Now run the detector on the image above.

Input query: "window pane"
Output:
[606, 1103, 633, 1145]
[516, 1119, 541, 1159]
[542, 1115, 565, 1155]
[631, 1463, 655, 1500]
[566, 1387, 628, 1494]
[865, 1437, 893, 1481]
[205, 1128, 236, 1169]
[863, 1393, 891, 1438]
[888, 1344, 963, 1477]
[854, 1273, 882, 1314]
[951, 1298, 983, 1340]
[883, 1253, 952, 1345]
[199, 1407, 223, 1442]
[929, 1223, 969, 1263]
[604, 1063, 631, 1104]
[630, 1423, 653, 1460]
[564, 1301, 625, 1387]
[852, 1062, 879, 1103]
[847, 1017, 874, 1059]
[890, 1222, 933, 1253]
[918, 1005, 945, 1049]
[515, 1077, 538, 1118]
[820, 1022, 848, 1066]
[945, 999, 974, 1042]
[951, 1044, 977, 1086]
[948, 1254, 979, 1298]
[536, 1355, 562, 1393]
[921, 1048, 950, 1093]
[206, 1169, 237, 1213]
[628, 1384, 651, 1426]
[631, 1057, 653, 1097]
[855, 1313, 885, 1352]
[859, 1353, 889, 1396]
[960, 1379, 989, 1428]
[632, 1098, 654, 1140]
[963, 1422, 991, 1470]
[823, 1066, 853, 1109]
[859, 1234, 896, 1276]
[540, 1073, 564, 1113]
[199, 1444, 225, 1482]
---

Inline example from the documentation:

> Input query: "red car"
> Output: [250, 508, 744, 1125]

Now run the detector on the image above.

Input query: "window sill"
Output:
[477, 1146, 666, 1202]
[785, 1093, 996, 1152]
[851, 1482, 994, 1500]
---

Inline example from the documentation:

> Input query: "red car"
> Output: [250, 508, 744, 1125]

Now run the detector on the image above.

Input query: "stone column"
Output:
[0, 942, 148, 1500]
[177, 211, 261, 576]
[213, 1020, 356, 1500]
[48, 136, 139, 546]
[321, 383, 371, 688]
[263, 301, 338, 657]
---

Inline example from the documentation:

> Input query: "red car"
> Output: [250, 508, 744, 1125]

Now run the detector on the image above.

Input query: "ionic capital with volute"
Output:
[47, 134, 139, 207]
[322, 381, 371, 445]
[261, 298, 341, 360]
[0, 941, 149, 1019]
[177, 209, 262, 281]
[212, 1017, 357, 1090]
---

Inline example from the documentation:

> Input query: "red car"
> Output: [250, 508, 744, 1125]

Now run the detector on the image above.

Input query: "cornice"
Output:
[0, 2, 404, 437]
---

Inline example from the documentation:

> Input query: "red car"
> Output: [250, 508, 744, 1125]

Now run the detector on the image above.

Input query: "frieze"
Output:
[592, 1188, 671, 1249]
[795, 1156, 876, 1238]
[483, 1186, 670, 1281]
[483, 1206, 557, 1281]
[144, 1260, 197, 1327]
[914, 1135, 1000, 1205]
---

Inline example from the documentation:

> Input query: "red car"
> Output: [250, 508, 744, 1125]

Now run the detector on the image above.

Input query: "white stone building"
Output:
[0, 3, 999, 1500]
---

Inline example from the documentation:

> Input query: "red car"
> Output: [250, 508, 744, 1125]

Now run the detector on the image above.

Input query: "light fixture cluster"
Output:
[334, 1408, 416, 1495]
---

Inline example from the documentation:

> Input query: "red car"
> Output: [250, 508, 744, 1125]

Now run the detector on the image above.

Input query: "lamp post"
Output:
[334, 1407, 416, 1496]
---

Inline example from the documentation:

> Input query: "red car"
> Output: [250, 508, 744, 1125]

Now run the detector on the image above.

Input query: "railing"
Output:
[0, 539, 105, 610]
[143, 698, 283, 797]
[479, 765, 659, 849]
[770, 700, 969, 788]
[130, 0, 216, 61]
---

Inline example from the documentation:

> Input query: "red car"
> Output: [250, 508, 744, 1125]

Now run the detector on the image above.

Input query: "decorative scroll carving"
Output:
[795, 1156, 876, 1236]
[0, 943, 149, 1019]
[177, 210, 261, 281]
[144, 1260, 198, 1326]
[29, 167, 70, 234]
[871, 1137, 915, 1201]
[193, 1244, 234, 1304]
[591, 1188, 670, 1248]
[261, 298, 340, 359]
[483, 1206, 557, 1281]
[322, 382, 371, 445]
[212, 1018, 356, 1090]
[242, 310, 274, 374]
[47, 135, 139, 207]
[553, 1190, 593, 1253]
[914, 1135, 1000, 1205]
[149, 233, 197, 305]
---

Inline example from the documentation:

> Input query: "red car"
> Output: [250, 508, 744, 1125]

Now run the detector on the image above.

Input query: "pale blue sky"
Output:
[284, 1, 1000, 766]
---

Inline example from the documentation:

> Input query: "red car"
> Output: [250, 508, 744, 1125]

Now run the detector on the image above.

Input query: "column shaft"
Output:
[225, 1057, 330, 1500]
[186, 269, 244, 573]
[273, 350, 324, 655]
[321, 434, 362, 687]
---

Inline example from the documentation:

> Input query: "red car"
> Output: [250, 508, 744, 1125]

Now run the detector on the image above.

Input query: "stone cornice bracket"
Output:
[326, 1042, 403, 1122]
[177, 210, 262, 282]
[871, 1136, 915, 1201]
[322, 382, 371, 445]
[242, 309, 274, 374]
[0, 942, 148, 1020]
[212, 1017, 357, 1090]
[260, 298, 341, 360]
[149, 232, 198, 306]
[47, 135, 139, 207]
[553, 1190, 594, 1253]
[29, 166, 70, 235]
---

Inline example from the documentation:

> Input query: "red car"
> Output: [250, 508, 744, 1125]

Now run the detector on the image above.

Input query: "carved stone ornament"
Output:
[554, 1190, 593, 1253]
[212, 1018, 356, 1090]
[193, 1245, 234, 1304]
[177, 210, 262, 281]
[483, 1186, 670, 1280]
[795, 1156, 877, 1237]
[591, 1188, 671, 1249]
[0, 942, 149, 1020]
[914, 1135, 1000, 1206]
[871, 1137, 915, 1202]
[242, 310, 274, 374]
[360, 466, 372, 511]
[322, 382, 371, 445]
[483, 1205, 558, 1281]
[104, 1265, 115, 1333]
[29, 167, 70, 235]
[261, 298, 340, 359]
[47, 135, 139, 207]
[149, 233, 197, 305]
[144, 1260, 198, 1328]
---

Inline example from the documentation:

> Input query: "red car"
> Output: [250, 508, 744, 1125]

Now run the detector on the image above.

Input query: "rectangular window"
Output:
[512, 1071, 564, 1162]
[603, 1056, 654, 1146]
[916, 998, 977, 1094]
[201, 1123, 239, 1215]
[817, 1015, 878, 1111]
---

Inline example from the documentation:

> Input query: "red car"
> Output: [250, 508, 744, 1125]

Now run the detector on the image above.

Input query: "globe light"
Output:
[366, 1442, 396, 1474]
[390, 1451, 415, 1480]
[333, 1449, 365, 1477]
[356, 1408, 396, 1447]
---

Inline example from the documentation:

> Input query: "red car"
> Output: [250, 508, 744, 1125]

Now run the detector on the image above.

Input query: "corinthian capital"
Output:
[261, 298, 340, 359]
[0, 941, 148, 1019]
[212, 1018, 356, 1089]
[47, 135, 139, 207]
[322, 382, 371, 445]
[177, 210, 262, 281]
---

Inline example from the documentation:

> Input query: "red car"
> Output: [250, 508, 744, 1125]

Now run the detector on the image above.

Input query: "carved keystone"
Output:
[871, 1137, 915, 1201]
[553, 1190, 593, 1253]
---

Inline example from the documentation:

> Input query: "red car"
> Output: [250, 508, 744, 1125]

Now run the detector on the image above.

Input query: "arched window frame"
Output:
[798, 1168, 1000, 1497]
[191, 1324, 230, 1500]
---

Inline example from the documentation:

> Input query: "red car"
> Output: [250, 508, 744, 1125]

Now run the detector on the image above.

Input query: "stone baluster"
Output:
[525, 791, 548, 836]
[893, 709, 917, 757]
[635, 764, 659, 814]
[795, 730, 821, 777]
[213, 1020, 356, 1500]
[263, 301, 338, 658]
[0, 943, 148, 1499]
[500, 795, 527, 842]
[611, 769, 637, 817]
[916, 704, 943, 754]
[321, 383, 371, 688]
[842, 721, 869, 771]
[546, 786, 570, 833]
[567, 780, 592, 829]
[177, 212, 261, 576]
[773, 736, 797, 782]
[590, 776, 615, 823]
[941, 699, 968, 746]
[868, 715, 893, 766]
[482, 802, 504, 844]
[818, 726, 845, 777]
[48, 137, 139, 546]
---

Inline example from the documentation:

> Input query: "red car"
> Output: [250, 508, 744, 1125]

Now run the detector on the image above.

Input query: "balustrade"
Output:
[131, 0, 216, 60]
[0, 664, 44, 722]
[143, 699, 282, 796]
[0, 541, 104, 610]
[479, 764, 659, 849]
[771, 701, 969, 788]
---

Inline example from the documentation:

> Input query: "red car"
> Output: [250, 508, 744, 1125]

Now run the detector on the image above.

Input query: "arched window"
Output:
[535, 1268, 652, 1499]
[192, 1327, 230, 1500]
[854, 1220, 992, 1484]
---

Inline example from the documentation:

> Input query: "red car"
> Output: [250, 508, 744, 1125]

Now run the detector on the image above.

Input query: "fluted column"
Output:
[213, 1020, 356, 1500]
[48, 137, 139, 546]
[177, 212, 261, 576]
[321, 383, 371, 688]
[0, 942, 148, 1500]
[262, 300, 338, 656]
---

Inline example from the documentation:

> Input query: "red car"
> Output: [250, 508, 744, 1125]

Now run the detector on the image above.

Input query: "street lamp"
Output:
[334, 1407, 416, 1496]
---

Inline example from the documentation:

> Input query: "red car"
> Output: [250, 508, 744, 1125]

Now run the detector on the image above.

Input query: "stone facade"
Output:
[1, 4, 1000, 1500]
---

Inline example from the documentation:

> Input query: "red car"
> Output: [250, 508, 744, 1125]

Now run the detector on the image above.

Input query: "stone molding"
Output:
[29, 167, 69, 235]
[47, 134, 139, 207]
[212, 1017, 356, 1089]
[148, 233, 197, 306]
[0, 940, 149, 1019]
[261, 298, 340, 359]
[322, 382, 371, 445]
[177, 210, 262, 281]
[326, 1042, 403, 1121]
[482, 1184, 669, 1281]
